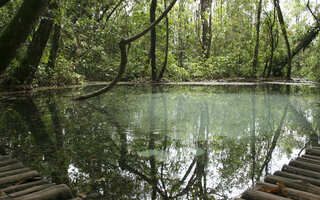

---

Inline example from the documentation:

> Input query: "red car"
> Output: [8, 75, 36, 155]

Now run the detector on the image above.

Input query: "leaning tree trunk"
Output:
[252, 0, 263, 77]
[73, 0, 178, 100]
[157, 0, 169, 81]
[47, 22, 62, 71]
[0, 0, 49, 75]
[276, 25, 320, 69]
[150, 0, 157, 81]
[11, 17, 53, 84]
[0, 0, 10, 8]
[274, 0, 292, 79]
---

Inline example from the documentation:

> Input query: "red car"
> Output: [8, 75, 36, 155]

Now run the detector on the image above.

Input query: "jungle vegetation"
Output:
[0, 0, 319, 89]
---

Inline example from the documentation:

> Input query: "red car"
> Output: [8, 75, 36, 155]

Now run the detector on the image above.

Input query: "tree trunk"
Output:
[0, 0, 10, 8]
[11, 17, 53, 84]
[150, 0, 157, 81]
[47, 23, 61, 71]
[157, 0, 169, 81]
[276, 25, 320, 70]
[274, 0, 292, 79]
[200, 0, 212, 59]
[73, 0, 178, 100]
[0, 0, 49, 75]
[252, 0, 263, 77]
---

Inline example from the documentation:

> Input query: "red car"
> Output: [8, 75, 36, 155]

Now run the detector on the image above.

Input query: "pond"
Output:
[0, 83, 319, 199]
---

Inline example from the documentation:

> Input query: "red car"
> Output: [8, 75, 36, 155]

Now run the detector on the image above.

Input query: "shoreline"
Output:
[0, 78, 319, 97]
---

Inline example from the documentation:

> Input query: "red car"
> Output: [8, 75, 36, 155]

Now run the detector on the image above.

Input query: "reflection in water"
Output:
[0, 84, 319, 199]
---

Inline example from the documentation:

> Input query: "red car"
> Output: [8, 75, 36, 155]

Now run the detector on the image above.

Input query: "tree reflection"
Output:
[0, 85, 319, 199]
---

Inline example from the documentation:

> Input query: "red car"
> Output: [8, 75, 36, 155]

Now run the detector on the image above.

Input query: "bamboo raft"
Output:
[0, 155, 73, 200]
[238, 145, 320, 200]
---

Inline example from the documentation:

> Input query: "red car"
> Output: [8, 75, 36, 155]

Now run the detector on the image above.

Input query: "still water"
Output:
[0, 84, 319, 199]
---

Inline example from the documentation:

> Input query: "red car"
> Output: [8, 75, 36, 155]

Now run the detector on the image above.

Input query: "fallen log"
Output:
[296, 157, 320, 165]
[13, 184, 73, 200]
[0, 168, 31, 178]
[265, 174, 320, 195]
[2, 179, 49, 194]
[256, 181, 320, 200]
[301, 154, 320, 161]
[0, 163, 24, 173]
[1, 183, 56, 198]
[0, 156, 11, 161]
[241, 188, 290, 200]
[274, 170, 320, 187]
[289, 160, 320, 173]
[0, 170, 40, 188]
[306, 149, 320, 157]
[0, 159, 18, 168]
[282, 164, 320, 180]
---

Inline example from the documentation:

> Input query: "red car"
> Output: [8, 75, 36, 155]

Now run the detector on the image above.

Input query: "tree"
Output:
[157, 0, 170, 81]
[73, 0, 178, 100]
[0, 0, 49, 75]
[252, 0, 263, 77]
[47, 5, 62, 72]
[150, 0, 157, 81]
[10, 16, 53, 84]
[200, 0, 212, 59]
[274, 0, 292, 79]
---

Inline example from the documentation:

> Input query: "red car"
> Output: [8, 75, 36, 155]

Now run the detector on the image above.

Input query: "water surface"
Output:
[0, 84, 319, 199]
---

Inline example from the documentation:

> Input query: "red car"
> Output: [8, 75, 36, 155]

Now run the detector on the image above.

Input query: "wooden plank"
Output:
[0, 156, 11, 161]
[274, 170, 320, 187]
[0, 163, 24, 174]
[311, 146, 320, 151]
[296, 157, 320, 165]
[289, 160, 320, 173]
[256, 181, 320, 200]
[0, 170, 40, 188]
[0, 183, 56, 198]
[264, 174, 320, 196]
[301, 154, 320, 161]
[241, 188, 290, 200]
[282, 164, 320, 180]
[0, 168, 31, 178]
[0, 159, 18, 168]
[13, 184, 73, 200]
[2, 180, 49, 194]
[306, 149, 320, 157]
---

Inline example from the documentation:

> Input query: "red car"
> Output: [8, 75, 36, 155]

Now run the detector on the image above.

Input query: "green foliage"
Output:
[1, 0, 319, 86]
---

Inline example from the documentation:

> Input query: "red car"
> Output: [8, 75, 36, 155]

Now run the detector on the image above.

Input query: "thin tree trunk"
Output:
[200, 0, 212, 59]
[266, 8, 277, 77]
[157, 0, 169, 81]
[274, 0, 292, 79]
[73, 0, 178, 100]
[251, 87, 256, 184]
[0, 0, 49, 75]
[48, 23, 61, 71]
[252, 0, 263, 77]
[150, 0, 157, 81]
[105, 0, 124, 23]
[11, 17, 53, 84]
[0, 0, 10, 8]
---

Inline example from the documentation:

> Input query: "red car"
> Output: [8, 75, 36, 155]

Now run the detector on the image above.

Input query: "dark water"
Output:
[0, 84, 319, 199]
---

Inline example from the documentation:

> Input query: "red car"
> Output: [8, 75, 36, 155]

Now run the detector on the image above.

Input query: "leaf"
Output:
[277, 181, 289, 197]
[0, 190, 7, 196]
[255, 181, 288, 197]
[255, 185, 279, 193]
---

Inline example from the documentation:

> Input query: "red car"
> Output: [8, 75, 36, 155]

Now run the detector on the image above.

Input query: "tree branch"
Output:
[72, 0, 178, 100]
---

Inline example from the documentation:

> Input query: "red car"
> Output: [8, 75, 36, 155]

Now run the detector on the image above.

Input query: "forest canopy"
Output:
[0, 0, 319, 89]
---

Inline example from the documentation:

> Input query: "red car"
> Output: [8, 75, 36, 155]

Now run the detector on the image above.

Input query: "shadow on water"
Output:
[0, 84, 319, 199]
